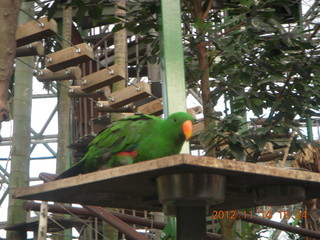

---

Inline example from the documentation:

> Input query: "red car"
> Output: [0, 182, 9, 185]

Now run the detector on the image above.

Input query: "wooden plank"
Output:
[96, 101, 136, 112]
[81, 65, 125, 92]
[193, 121, 204, 136]
[46, 43, 94, 72]
[108, 82, 151, 108]
[16, 41, 44, 57]
[36, 67, 82, 82]
[16, 17, 57, 47]
[136, 98, 163, 115]
[13, 154, 320, 211]
[68, 86, 105, 98]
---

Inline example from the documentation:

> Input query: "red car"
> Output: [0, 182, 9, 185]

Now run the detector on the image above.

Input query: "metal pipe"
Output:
[84, 205, 149, 240]
[238, 212, 320, 239]
[23, 201, 166, 230]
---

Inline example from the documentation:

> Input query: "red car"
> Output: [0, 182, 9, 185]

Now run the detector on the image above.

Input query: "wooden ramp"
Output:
[13, 154, 320, 211]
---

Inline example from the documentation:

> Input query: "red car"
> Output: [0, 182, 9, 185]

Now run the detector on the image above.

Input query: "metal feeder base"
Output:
[157, 173, 225, 215]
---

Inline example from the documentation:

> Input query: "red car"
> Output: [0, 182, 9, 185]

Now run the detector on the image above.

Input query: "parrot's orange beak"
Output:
[182, 120, 193, 141]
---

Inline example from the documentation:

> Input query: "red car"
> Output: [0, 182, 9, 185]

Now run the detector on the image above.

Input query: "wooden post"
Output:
[0, 0, 21, 123]
[37, 202, 48, 240]
[6, 2, 32, 240]
[55, 6, 73, 240]
[68, 86, 105, 98]
[111, 0, 128, 122]
[36, 67, 81, 82]
[16, 41, 44, 57]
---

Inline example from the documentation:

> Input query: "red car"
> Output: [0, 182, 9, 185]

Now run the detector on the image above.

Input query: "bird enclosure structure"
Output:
[1, 0, 320, 240]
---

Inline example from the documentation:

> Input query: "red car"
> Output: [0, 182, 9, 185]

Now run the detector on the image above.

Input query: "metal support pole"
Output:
[159, 0, 189, 154]
[176, 205, 207, 240]
[159, 0, 187, 116]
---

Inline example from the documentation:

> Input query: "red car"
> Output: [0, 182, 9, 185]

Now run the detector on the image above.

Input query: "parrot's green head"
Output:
[163, 112, 195, 142]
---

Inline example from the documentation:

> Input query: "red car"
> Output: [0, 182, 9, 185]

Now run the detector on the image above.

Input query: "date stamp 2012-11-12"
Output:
[212, 210, 307, 220]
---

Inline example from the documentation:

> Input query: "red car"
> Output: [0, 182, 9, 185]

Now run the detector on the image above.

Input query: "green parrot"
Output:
[56, 112, 194, 179]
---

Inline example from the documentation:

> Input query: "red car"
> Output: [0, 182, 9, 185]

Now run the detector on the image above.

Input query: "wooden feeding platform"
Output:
[13, 154, 320, 240]
[13, 154, 320, 210]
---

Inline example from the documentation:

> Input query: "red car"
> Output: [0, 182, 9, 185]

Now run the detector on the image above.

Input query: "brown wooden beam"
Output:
[108, 82, 151, 108]
[36, 67, 82, 82]
[68, 86, 106, 98]
[46, 43, 94, 72]
[136, 98, 163, 115]
[16, 42, 44, 57]
[96, 101, 136, 112]
[16, 17, 57, 47]
[81, 65, 125, 92]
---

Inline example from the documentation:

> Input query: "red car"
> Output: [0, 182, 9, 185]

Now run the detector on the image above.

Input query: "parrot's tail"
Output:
[55, 160, 86, 180]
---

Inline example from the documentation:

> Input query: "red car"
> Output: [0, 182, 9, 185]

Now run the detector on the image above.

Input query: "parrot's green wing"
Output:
[56, 114, 160, 179]
[83, 114, 161, 170]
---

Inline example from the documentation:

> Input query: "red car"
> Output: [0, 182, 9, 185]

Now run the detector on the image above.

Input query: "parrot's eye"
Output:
[173, 118, 177, 122]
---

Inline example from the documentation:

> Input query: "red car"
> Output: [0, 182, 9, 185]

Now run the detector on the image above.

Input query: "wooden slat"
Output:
[96, 101, 136, 112]
[46, 43, 94, 72]
[12, 154, 320, 211]
[16, 41, 44, 57]
[192, 121, 204, 136]
[68, 86, 105, 98]
[136, 98, 163, 115]
[108, 82, 151, 109]
[16, 17, 57, 47]
[81, 65, 125, 92]
[36, 67, 82, 82]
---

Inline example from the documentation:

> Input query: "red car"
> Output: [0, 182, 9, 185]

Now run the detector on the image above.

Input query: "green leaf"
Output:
[240, 0, 254, 8]
[112, 23, 124, 33]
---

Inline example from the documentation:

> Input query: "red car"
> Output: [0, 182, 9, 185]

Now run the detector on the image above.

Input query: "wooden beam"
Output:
[36, 67, 82, 82]
[96, 102, 136, 112]
[108, 82, 151, 108]
[16, 16, 57, 47]
[16, 42, 44, 57]
[68, 86, 105, 98]
[193, 121, 204, 137]
[46, 43, 94, 72]
[81, 65, 125, 93]
[136, 98, 163, 115]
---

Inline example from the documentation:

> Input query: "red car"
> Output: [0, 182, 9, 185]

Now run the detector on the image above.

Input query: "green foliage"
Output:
[118, 0, 161, 65]
[197, 0, 320, 160]
[36, 0, 109, 26]
[235, 221, 265, 240]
